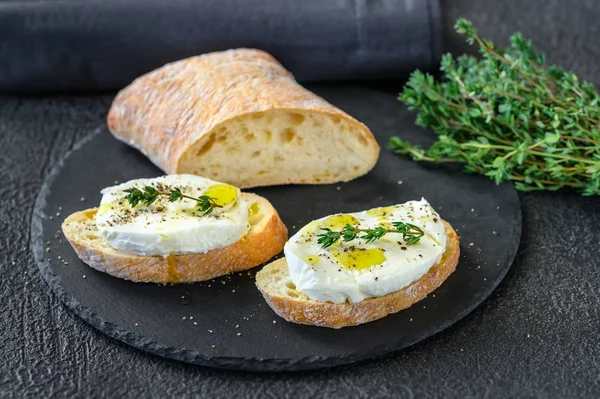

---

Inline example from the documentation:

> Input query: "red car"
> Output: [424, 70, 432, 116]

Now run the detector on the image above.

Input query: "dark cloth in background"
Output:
[0, 0, 442, 93]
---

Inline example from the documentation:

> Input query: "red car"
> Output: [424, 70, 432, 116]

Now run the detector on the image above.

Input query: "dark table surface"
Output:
[1, 1, 599, 397]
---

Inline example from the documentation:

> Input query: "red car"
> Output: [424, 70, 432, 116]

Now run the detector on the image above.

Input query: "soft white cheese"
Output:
[284, 198, 446, 304]
[95, 174, 249, 257]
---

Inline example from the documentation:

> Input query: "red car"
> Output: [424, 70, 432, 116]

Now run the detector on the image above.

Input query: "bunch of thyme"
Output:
[390, 18, 600, 195]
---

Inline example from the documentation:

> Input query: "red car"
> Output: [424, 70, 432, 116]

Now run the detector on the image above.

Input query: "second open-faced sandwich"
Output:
[62, 174, 287, 283]
[256, 199, 459, 328]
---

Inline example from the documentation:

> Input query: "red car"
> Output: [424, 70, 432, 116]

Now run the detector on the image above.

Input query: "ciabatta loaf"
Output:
[62, 193, 287, 283]
[256, 221, 459, 328]
[107, 49, 380, 189]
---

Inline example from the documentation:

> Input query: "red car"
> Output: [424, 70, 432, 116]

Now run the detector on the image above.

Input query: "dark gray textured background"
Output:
[1, 0, 600, 397]
[0, 0, 441, 92]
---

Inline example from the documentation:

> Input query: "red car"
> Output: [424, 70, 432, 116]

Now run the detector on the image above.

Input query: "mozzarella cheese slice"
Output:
[284, 198, 446, 304]
[95, 174, 249, 256]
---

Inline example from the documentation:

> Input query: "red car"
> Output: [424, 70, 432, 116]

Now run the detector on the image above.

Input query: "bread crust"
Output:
[256, 221, 460, 328]
[106, 48, 379, 188]
[62, 193, 288, 283]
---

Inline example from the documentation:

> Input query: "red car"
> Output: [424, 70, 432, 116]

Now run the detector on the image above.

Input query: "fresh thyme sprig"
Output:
[317, 222, 439, 249]
[123, 186, 222, 215]
[390, 18, 600, 195]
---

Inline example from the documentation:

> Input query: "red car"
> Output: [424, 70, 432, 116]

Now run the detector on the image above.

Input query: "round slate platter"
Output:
[31, 85, 522, 371]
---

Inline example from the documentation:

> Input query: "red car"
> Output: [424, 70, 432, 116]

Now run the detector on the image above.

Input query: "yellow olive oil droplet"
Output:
[248, 203, 262, 225]
[366, 206, 397, 217]
[84, 209, 98, 220]
[305, 255, 319, 266]
[322, 214, 360, 230]
[330, 248, 386, 271]
[97, 203, 112, 216]
[302, 220, 319, 233]
[203, 184, 238, 207]
[249, 202, 260, 215]
[377, 218, 393, 230]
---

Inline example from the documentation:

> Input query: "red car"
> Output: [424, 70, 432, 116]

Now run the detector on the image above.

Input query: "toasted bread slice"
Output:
[62, 193, 288, 283]
[256, 221, 459, 328]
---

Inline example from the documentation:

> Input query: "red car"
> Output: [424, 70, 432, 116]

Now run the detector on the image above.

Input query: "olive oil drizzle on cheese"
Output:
[98, 183, 239, 227]
[365, 206, 398, 217]
[305, 255, 320, 266]
[203, 184, 238, 207]
[322, 214, 360, 230]
[329, 247, 386, 271]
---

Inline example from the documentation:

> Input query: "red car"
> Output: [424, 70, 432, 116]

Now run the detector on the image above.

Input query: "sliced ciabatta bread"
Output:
[256, 221, 459, 328]
[107, 48, 380, 189]
[62, 193, 287, 283]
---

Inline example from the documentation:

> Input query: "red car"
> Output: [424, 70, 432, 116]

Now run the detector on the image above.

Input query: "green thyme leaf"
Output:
[316, 221, 438, 249]
[123, 185, 222, 215]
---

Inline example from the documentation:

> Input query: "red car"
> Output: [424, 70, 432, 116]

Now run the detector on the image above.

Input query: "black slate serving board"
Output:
[31, 86, 522, 371]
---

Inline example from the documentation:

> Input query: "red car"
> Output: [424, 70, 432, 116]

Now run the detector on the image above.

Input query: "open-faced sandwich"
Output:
[256, 199, 459, 328]
[107, 48, 380, 188]
[62, 174, 287, 283]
